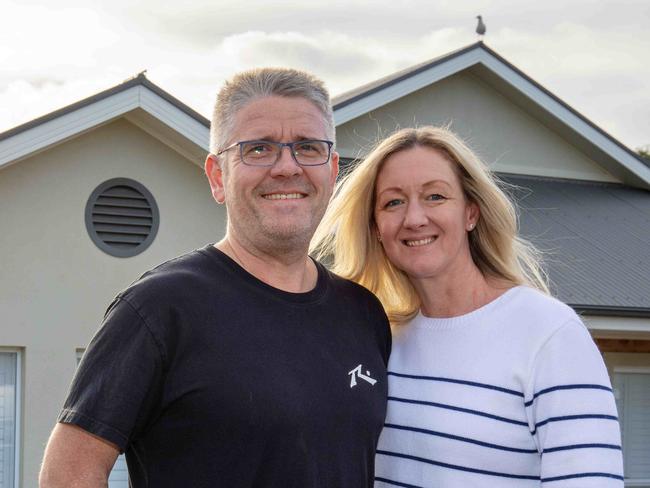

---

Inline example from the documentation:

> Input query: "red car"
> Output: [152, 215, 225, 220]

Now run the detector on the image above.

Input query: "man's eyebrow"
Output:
[246, 134, 321, 142]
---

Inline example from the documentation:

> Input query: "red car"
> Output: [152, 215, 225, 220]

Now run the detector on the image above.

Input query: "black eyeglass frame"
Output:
[216, 139, 334, 167]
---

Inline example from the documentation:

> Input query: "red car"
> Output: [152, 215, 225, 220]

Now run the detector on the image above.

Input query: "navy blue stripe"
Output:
[543, 443, 622, 454]
[388, 371, 523, 397]
[374, 477, 424, 488]
[388, 396, 529, 427]
[532, 414, 618, 435]
[524, 384, 613, 407]
[542, 472, 625, 482]
[376, 449, 540, 480]
[385, 423, 537, 453]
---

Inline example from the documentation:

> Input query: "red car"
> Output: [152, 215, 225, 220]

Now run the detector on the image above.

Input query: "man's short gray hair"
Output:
[210, 67, 335, 154]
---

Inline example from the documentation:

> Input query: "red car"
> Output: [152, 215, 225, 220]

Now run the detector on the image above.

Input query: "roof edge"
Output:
[573, 304, 650, 318]
[138, 76, 209, 127]
[333, 41, 649, 174]
[332, 41, 484, 111]
[0, 73, 209, 143]
[475, 43, 650, 172]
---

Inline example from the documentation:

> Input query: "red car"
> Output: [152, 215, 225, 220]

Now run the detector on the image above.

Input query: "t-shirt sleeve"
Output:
[58, 297, 165, 452]
[366, 291, 391, 366]
[525, 318, 624, 486]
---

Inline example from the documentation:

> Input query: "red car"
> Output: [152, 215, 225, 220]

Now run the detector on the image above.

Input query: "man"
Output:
[39, 68, 391, 488]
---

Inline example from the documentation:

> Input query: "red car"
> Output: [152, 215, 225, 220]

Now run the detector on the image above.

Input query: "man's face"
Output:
[206, 95, 339, 255]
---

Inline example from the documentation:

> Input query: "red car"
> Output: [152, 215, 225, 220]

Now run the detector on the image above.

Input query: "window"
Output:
[613, 370, 650, 487]
[76, 350, 128, 488]
[0, 351, 19, 488]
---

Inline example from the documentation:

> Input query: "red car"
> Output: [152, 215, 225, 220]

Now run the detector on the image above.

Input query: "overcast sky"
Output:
[2, 0, 649, 150]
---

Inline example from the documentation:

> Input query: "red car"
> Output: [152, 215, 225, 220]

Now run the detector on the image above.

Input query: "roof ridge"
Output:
[332, 41, 484, 109]
[331, 42, 650, 177]
[0, 73, 209, 142]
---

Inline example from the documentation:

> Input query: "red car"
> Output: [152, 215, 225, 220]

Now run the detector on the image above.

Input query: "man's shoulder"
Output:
[318, 262, 370, 295]
[117, 245, 216, 306]
[317, 262, 386, 315]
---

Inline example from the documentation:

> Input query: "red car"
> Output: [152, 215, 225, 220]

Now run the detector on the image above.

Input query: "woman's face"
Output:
[373, 145, 478, 283]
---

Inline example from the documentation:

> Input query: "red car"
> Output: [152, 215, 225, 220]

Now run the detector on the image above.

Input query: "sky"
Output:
[1, 0, 649, 150]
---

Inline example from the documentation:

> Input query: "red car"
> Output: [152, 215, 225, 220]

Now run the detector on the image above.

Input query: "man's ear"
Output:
[205, 154, 226, 204]
[329, 151, 339, 186]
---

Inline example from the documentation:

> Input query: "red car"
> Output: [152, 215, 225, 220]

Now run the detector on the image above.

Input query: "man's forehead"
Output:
[231, 96, 327, 136]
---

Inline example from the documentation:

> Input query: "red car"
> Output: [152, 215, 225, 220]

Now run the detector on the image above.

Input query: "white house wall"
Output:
[0, 118, 225, 487]
[336, 71, 619, 183]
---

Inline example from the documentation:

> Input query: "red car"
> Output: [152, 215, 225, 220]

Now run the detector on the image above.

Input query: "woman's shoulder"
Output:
[509, 286, 576, 316]
[503, 285, 586, 338]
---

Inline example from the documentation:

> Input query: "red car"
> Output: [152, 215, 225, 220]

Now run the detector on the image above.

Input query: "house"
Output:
[0, 42, 648, 487]
[333, 42, 650, 486]
[0, 75, 223, 487]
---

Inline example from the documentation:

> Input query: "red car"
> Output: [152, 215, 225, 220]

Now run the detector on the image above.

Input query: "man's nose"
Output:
[270, 145, 303, 177]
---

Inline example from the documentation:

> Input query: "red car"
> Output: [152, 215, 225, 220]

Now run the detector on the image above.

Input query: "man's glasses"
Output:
[217, 140, 334, 167]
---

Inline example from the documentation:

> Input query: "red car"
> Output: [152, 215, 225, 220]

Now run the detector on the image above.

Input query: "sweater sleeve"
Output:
[524, 318, 624, 486]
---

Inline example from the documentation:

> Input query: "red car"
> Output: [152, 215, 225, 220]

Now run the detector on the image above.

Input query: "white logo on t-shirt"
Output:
[348, 364, 377, 388]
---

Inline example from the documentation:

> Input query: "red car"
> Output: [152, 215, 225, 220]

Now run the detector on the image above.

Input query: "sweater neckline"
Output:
[412, 286, 524, 329]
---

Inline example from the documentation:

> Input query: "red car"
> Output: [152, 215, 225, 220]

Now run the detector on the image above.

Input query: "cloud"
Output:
[1, 0, 649, 148]
[0, 77, 118, 132]
[0, 2, 121, 78]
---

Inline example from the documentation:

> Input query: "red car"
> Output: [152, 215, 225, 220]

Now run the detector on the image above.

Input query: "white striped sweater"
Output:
[375, 286, 623, 487]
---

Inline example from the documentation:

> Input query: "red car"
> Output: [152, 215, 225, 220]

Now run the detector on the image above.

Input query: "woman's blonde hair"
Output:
[311, 126, 548, 325]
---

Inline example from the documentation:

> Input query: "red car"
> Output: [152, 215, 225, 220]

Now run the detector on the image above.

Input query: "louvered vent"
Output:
[85, 178, 159, 257]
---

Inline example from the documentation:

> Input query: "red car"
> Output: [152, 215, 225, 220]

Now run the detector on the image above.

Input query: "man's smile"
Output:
[261, 192, 307, 200]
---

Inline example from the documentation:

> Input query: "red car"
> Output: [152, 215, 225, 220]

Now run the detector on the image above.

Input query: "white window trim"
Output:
[625, 480, 650, 486]
[612, 368, 650, 487]
[614, 366, 650, 374]
[0, 347, 22, 488]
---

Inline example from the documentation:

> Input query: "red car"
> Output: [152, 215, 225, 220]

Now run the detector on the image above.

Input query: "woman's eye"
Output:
[385, 199, 403, 208]
[427, 194, 445, 201]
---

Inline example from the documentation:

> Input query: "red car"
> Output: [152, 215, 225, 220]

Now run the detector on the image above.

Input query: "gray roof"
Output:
[333, 42, 649, 173]
[0, 73, 209, 142]
[332, 43, 479, 109]
[504, 175, 650, 315]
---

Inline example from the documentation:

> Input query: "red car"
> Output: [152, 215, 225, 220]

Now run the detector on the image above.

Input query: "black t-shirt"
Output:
[59, 245, 391, 487]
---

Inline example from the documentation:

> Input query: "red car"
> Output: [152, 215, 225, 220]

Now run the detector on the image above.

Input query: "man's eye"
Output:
[250, 144, 271, 154]
[243, 142, 274, 156]
[297, 143, 316, 152]
[295, 141, 327, 156]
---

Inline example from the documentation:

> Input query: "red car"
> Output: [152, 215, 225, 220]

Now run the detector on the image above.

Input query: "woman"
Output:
[312, 127, 623, 487]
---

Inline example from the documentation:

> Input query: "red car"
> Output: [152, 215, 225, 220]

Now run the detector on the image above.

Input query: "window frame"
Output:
[0, 347, 22, 488]
[613, 366, 650, 487]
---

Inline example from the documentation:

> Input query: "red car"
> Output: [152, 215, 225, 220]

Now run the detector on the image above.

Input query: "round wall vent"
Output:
[85, 178, 159, 257]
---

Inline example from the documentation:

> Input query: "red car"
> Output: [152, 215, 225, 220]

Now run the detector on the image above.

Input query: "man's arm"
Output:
[39, 423, 120, 488]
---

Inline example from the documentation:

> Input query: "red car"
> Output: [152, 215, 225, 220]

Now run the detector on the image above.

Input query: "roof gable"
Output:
[0, 74, 210, 170]
[333, 42, 650, 189]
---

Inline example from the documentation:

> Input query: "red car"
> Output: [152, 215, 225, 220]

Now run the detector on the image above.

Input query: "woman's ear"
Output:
[466, 200, 480, 231]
